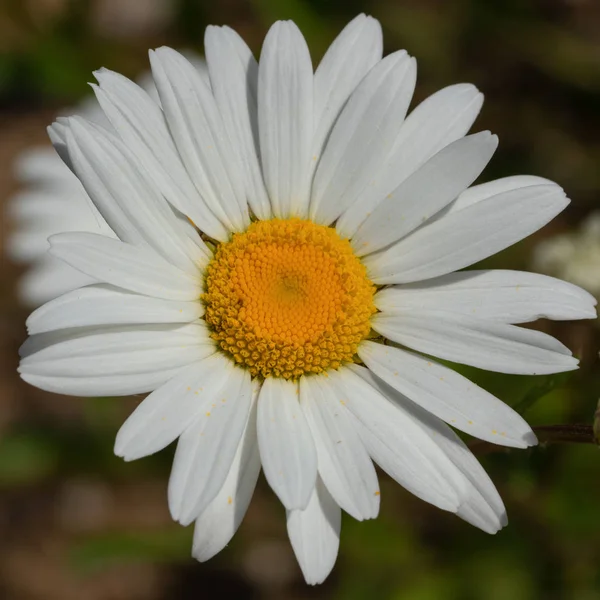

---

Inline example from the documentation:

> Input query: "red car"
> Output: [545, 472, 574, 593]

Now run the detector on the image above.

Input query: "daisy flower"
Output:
[18, 14, 596, 584]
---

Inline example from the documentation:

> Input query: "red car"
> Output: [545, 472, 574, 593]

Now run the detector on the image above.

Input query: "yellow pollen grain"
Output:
[202, 218, 376, 379]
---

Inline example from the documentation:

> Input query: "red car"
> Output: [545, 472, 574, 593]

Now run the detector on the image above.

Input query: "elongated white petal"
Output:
[353, 366, 507, 533]
[20, 322, 212, 377]
[444, 175, 553, 215]
[60, 122, 141, 246]
[447, 443, 507, 533]
[48, 120, 73, 171]
[312, 14, 382, 170]
[372, 311, 578, 375]
[258, 21, 313, 218]
[27, 284, 204, 334]
[257, 377, 317, 510]
[114, 354, 234, 461]
[20, 365, 189, 397]
[310, 51, 416, 226]
[365, 183, 569, 284]
[193, 381, 261, 561]
[300, 375, 379, 521]
[204, 26, 271, 221]
[358, 341, 536, 447]
[330, 367, 467, 511]
[337, 83, 483, 239]
[168, 365, 253, 526]
[353, 132, 498, 255]
[150, 47, 249, 235]
[92, 68, 226, 242]
[287, 477, 341, 586]
[49, 233, 201, 301]
[375, 270, 597, 324]
[64, 117, 208, 271]
[20, 319, 210, 359]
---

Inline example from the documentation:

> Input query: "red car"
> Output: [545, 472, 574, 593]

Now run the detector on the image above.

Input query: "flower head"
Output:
[18, 14, 596, 584]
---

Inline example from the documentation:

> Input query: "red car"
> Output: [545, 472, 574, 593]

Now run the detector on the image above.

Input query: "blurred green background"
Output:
[1, 0, 599, 598]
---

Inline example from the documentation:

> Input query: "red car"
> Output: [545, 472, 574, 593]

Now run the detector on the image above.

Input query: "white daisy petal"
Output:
[258, 20, 313, 218]
[168, 365, 253, 526]
[26, 284, 204, 334]
[64, 117, 208, 271]
[48, 120, 73, 171]
[114, 354, 234, 461]
[375, 270, 597, 324]
[355, 366, 507, 533]
[287, 477, 341, 586]
[19, 366, 191, 397]
[204, 26, 271, 221]
[443, 175, 554, 216]
[425, 442, 506, 533]
[20, 322, 211, 374]
[336, 83, 483, 239]
[150, 47, 249, 235]
[48, 233, 201, 301]
[312, 14, 382, 170]
[193, 380, 261, 562]
[257, 377, 317, 510]
[60, 122, 141, 246]
[330, 366, 467, 511]
[352, 131, 498, 256]
[19, 323, 212, 396]
[372, 310, 578, 375]
[358, 341, 536, 447]
[92, 68, 227, 242]
[300, 375, 379, 521]
[365, 183, 569, 284]
[310, 51, 416, 226]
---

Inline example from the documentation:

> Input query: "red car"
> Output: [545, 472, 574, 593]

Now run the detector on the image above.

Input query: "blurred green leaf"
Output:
[0, 433, 59, 486]
[593, 399, 600, 446]
[69, 528, 194, 572]
[513, 372, 573, 416]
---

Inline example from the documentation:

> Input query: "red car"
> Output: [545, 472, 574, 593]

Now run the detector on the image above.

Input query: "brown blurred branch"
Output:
[469, 424, 597, 455]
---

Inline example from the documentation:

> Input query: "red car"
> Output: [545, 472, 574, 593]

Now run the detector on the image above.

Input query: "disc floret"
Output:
[203, 218, 376, 379]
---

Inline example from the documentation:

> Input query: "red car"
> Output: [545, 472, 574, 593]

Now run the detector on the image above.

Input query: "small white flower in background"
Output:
[7, 100, 114, 306]
[533, 212, 600, 300]
[17, 14, 597, 585]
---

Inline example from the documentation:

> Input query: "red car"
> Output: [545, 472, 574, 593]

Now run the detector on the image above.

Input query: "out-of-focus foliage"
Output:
[0, 0, 599, 599]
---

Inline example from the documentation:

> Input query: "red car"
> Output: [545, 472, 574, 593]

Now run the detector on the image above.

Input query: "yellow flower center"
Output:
[202, 218, 376, 380]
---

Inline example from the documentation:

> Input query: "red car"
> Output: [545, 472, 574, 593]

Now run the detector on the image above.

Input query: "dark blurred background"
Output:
[1, 1, 599, 598]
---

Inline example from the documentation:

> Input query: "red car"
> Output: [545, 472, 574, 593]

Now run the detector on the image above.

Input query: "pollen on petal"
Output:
[202, 218, 376, 379]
